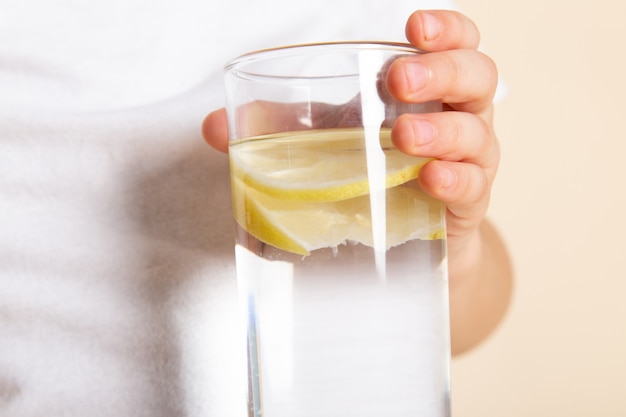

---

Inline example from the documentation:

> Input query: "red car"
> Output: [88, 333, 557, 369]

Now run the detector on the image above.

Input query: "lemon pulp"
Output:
[229, 127, 444, 256]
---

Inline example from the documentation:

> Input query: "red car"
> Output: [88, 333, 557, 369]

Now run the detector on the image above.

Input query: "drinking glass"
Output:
[224, 42, 450, 417]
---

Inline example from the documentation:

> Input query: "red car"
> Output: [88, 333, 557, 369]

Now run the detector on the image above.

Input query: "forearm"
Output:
[447, 220, 513, 356]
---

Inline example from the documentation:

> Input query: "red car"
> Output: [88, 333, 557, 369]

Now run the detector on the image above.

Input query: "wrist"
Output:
[446, 220, 514, 355]
[447, 224, 484, 281]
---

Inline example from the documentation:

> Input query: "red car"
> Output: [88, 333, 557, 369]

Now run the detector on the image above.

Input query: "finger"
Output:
[391, 111, 499, 173]
[202, 108, 229, 153]
[405, 10, 480, 52]
[418, 160, 491, 231]
[386, 48, 498, 115]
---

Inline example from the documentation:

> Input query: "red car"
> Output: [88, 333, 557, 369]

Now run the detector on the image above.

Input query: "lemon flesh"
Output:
[229, 127, 444, 256]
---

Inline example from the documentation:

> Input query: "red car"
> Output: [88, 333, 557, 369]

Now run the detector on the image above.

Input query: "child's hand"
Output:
[202, 10, 512, 355]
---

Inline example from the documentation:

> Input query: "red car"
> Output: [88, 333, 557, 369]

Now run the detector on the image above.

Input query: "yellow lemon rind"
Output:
[232, 157, 431, 203]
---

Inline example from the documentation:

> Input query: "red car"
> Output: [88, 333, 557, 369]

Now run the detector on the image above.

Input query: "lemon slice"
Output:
[229, 127, 431, 202]
[231, 176, 444, 256]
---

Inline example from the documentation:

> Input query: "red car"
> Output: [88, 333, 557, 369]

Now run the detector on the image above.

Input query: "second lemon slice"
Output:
[231, 176, 444, 256]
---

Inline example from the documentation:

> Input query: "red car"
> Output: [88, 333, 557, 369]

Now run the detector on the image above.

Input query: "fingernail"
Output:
[411, 119, 435, 147]
[402, 61, 428, 94]
[421, 12, 442, 41]
[440, 165, 456, 190]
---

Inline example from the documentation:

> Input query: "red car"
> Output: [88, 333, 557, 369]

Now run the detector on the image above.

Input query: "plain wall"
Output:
[451, 0, 626, 415]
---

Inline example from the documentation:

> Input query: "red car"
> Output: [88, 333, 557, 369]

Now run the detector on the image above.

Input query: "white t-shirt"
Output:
[0, 1, 457, 416]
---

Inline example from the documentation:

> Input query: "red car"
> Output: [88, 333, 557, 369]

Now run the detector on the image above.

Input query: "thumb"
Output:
[202, 108, 229, 153]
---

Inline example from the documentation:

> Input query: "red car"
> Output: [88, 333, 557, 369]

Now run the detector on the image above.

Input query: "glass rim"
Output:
[224, 41, 422, 72]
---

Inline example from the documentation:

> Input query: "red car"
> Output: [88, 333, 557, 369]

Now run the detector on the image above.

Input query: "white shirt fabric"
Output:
[0, 1, 457, 416]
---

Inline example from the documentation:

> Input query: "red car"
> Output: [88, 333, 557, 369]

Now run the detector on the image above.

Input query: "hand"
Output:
[203, 10, 512, 355]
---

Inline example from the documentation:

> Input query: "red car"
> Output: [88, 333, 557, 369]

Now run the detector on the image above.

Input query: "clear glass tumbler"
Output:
[224, 42, 450, 417]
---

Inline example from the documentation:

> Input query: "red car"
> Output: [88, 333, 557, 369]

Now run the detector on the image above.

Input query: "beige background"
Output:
[450, 0, 626, 415]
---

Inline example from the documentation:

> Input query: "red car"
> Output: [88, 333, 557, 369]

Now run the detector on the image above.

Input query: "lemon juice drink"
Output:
[230, 128, 449, 417]
[224, 42, 450, 417]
